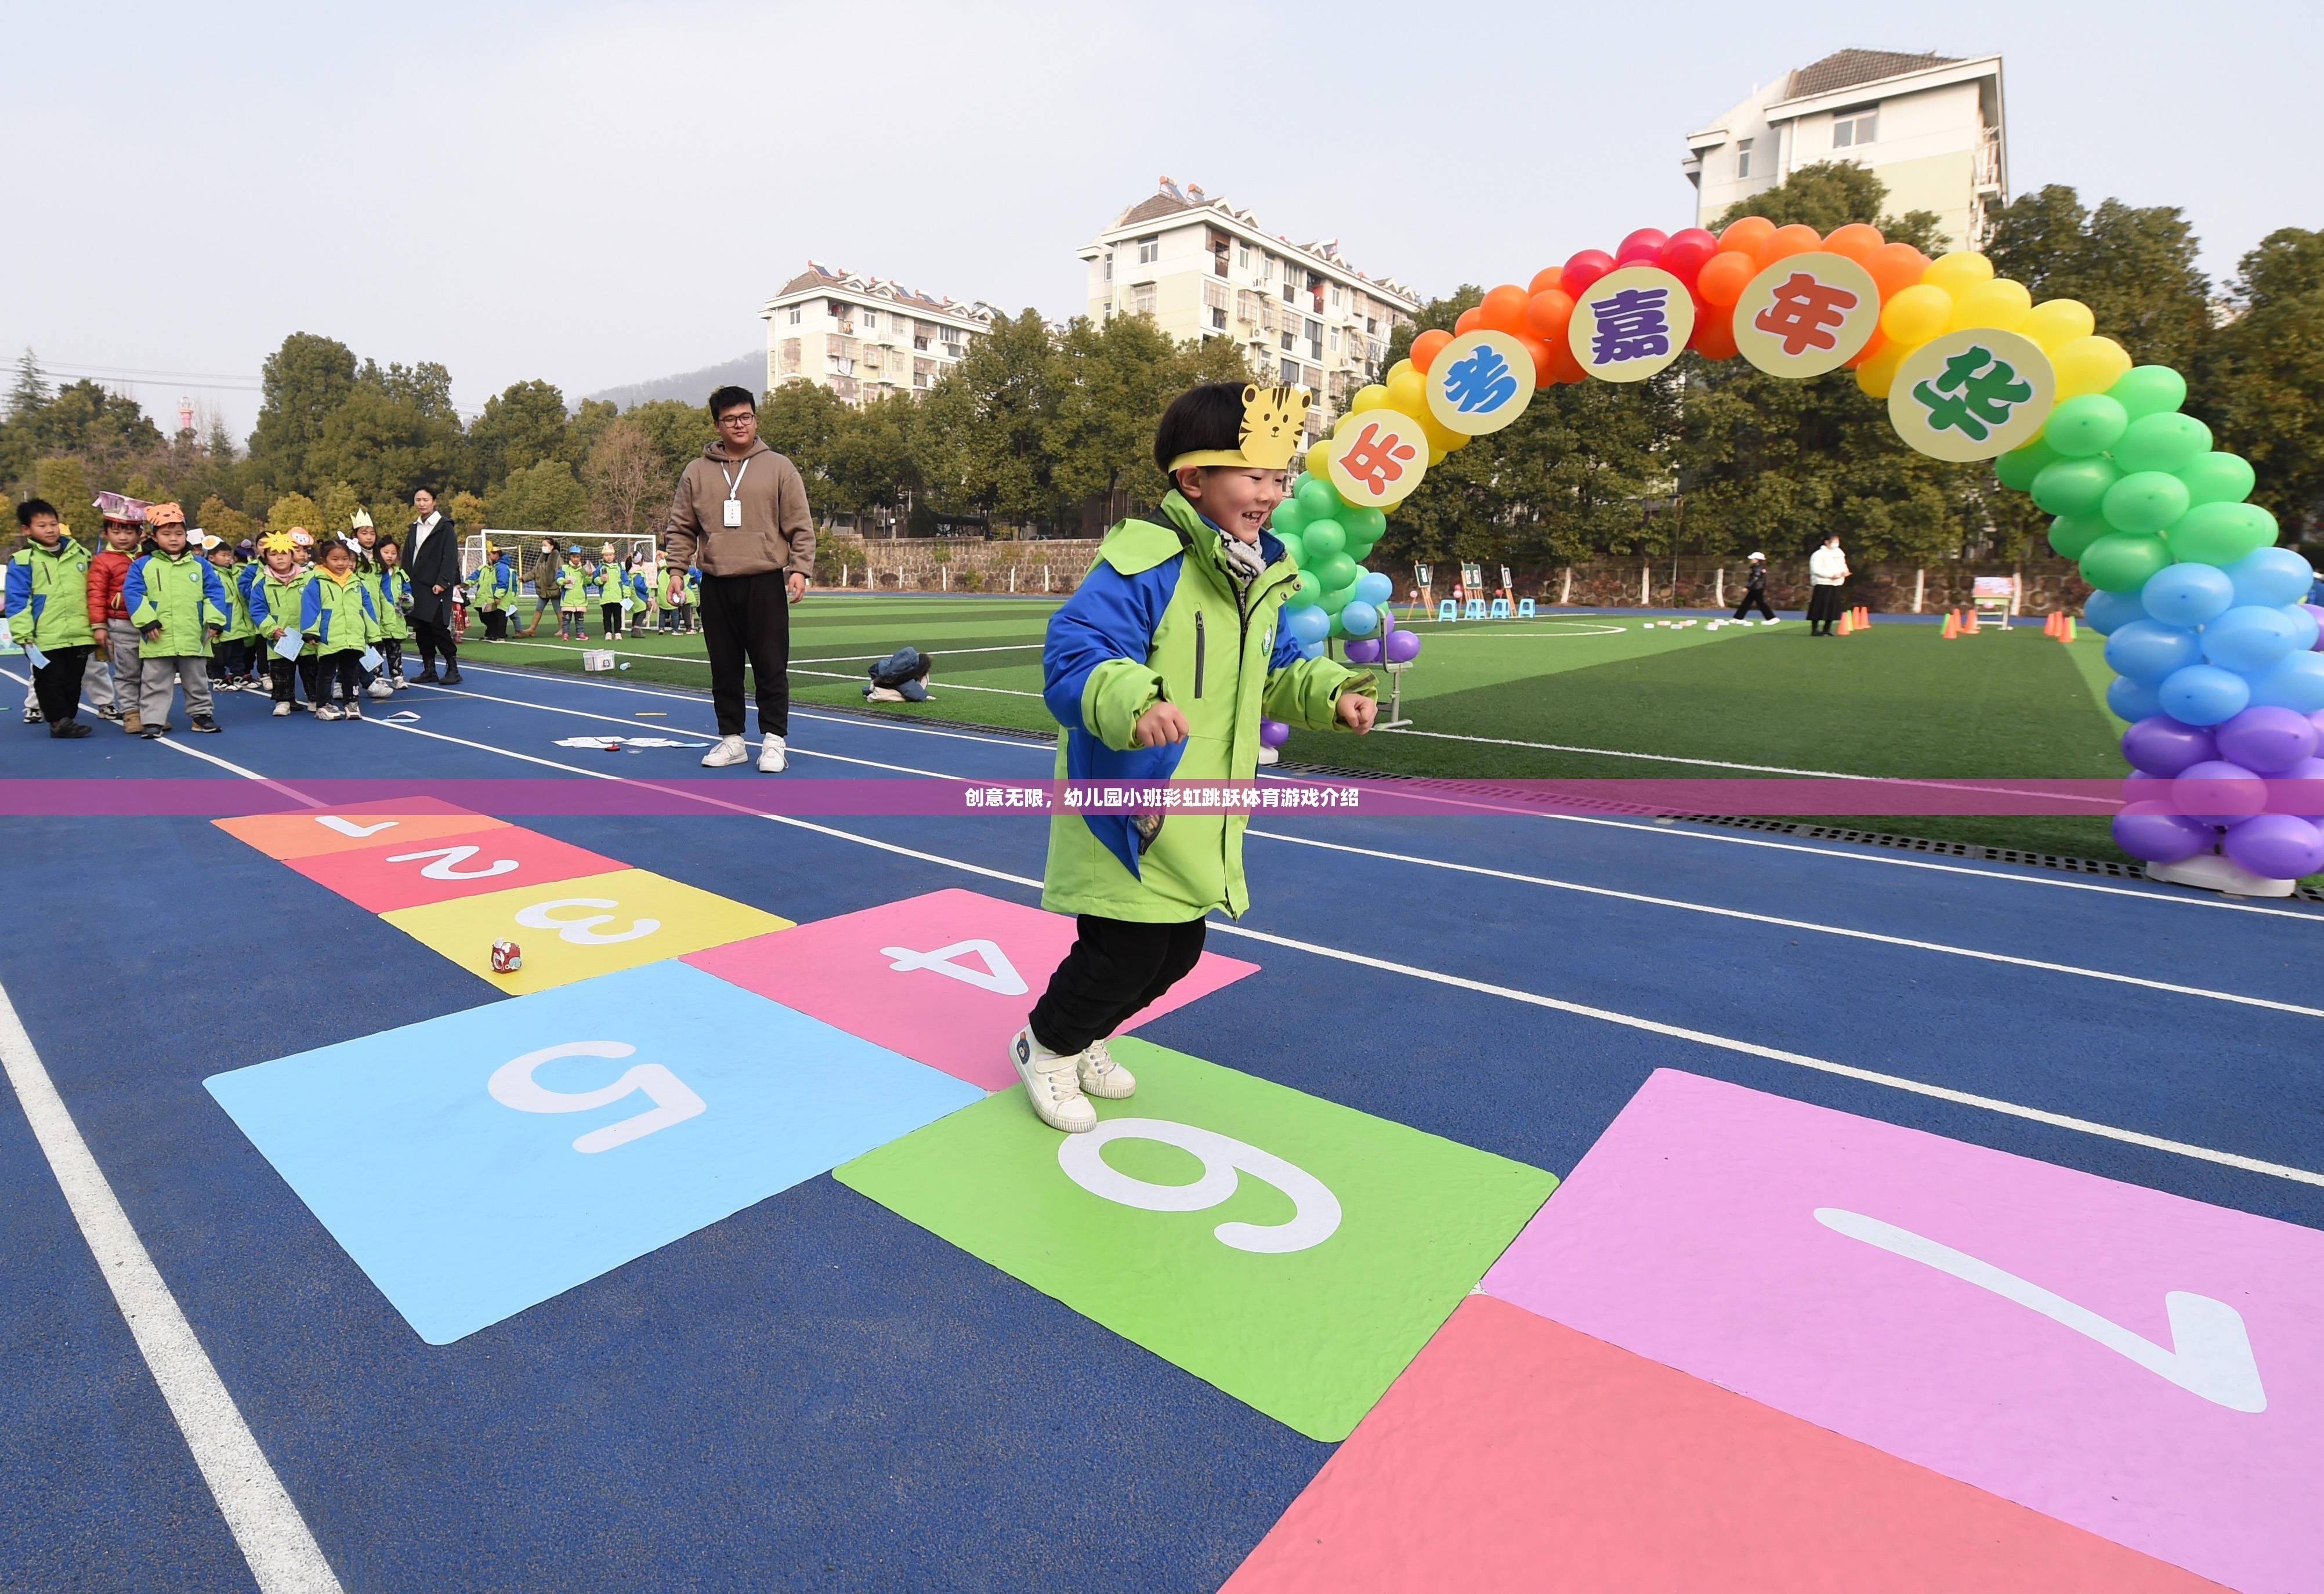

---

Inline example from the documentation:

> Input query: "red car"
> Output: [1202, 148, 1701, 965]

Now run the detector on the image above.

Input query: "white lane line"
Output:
[1, 667, 326, 809]
[352, 715, 2324, 1189]
[0, 979, 342, 1593]
[1247, 830, 2323, 1018]
[474, 636, 1044, 665]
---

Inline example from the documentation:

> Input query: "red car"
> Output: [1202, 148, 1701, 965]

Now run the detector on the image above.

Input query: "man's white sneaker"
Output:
[1011, 1026, 1095, 1133]
[700, 734, 748, 767]
[758, 734, 787, 772]
[1077, 1037, 1136, 1100]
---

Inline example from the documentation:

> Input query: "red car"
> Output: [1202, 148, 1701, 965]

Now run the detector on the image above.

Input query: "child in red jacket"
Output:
[84, 506, 149, 733]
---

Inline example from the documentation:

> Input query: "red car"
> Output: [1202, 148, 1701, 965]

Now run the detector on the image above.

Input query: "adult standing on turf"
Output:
[1733, 550, 1776, 621]
[1806, 532, 1849, 636]
[404, 487, 463, 683]
[661, 385, 813, 772]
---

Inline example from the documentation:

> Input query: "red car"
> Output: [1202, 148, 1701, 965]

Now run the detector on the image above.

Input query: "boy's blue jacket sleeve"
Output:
[300, 580, 323, 634]
[1268, 622, 1304, 672]
[201, 563, 229, 625]
[121, 556, 149, 624]
[1041, 560, 1179, 736]
[2, 557, 28, 622]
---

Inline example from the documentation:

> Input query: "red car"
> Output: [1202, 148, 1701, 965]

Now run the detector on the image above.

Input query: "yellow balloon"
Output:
[1387, 358, 1415, 385]
[1427, 440, 1449, 466]
[1305, 440, 1331, 477]
[1921, 251, 1996, 296]
[1880, 283, 1954, 347]
[1385, 369, 1428, 415]
[1855, 344, 1905, 399]
[1443, 430, 1471, 452]
[1349, 383, 1390, 414]
[2051, 335, 2133, 400]
[2021, 298, 2095, 353]
[1945, 277, 2032, 334]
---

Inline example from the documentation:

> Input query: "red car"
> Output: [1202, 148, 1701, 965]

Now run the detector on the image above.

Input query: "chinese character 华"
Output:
[1751, 272, 1860, 357]
[1588, 287, 1671, 364]
[1440, 344, 1518, 413]
[1910, 346, 2033, 442]
[1338, 421, 1419, 494]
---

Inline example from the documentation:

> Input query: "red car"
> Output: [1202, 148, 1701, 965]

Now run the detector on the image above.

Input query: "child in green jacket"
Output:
[1009, 383, 1377, 1132]
[206, 537, 258, 690]
[122, 503, 230, 737]
[4, 497, 99, 737]
[301, 537, 378, 721]
[376, 538, 413, 690]
[248, 532, 310, 716]
[555, 545, 591, 639]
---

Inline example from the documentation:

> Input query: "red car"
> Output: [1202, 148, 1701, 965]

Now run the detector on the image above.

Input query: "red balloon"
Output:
[1545, 339, 1588, 384]
[1690, 298, 1739, 361]
[1615, 227, 1668, 266]
[1562, 249, 1616, 296]
[1659, 228, 1719, 285]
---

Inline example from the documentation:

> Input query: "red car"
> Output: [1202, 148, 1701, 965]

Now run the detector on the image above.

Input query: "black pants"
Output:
[600, 601, 623, 638]
[212, 637, 252, 679]
[1733, 589, 1775, 620]
[302, 653, 361, 703]
[1029, 915, 1207, 1056]
[698, 571, 791, 738]
[412, 615, 458, 674]
[483, 608, 507, 641]
[382, 637, 404, 680]
[1807, 585, 1845, 634]
[269, 657, 301, 703]
[31, 644, 93, 725]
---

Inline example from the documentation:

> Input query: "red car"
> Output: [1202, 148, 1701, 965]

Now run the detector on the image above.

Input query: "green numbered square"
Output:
[834, 1038, 1556, 1440]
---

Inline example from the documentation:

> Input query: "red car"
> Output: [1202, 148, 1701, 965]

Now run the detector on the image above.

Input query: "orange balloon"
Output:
[1823, 222, 1884, 264]
[1479, 283, 1531, 334]
[1755, 223, 1823, 267]
[1692, 303, 1739, 361]
[1695, 250, 1757, 307]
[1865, 242, 1932, 302]
[1523, 288, 1574, 342]
[1543, 339, 1587, 385]
[1454, 306, 1484, 335]
[1842, 326, 1888, 370]
[1527, 265, 1564, 295]
[1514, 333, 1555, 383]
[1719, 216, 1776, 256]
[1410, 328, 1453, 374]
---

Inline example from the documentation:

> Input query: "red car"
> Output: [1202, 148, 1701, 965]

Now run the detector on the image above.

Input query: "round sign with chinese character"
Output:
[1567, 265, 1695, 383]
[1423, 329, 1537, 436]
[1732, 252, 1881, 378]
[1887, 328, 2056, 462]
[1324, 408, 1429, 510]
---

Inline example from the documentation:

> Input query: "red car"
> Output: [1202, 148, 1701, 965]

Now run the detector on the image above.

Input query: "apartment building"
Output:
[1077, 179, 1421, 439]
[761, 263, 1001, 405]
[1683, 49, 2008, 252]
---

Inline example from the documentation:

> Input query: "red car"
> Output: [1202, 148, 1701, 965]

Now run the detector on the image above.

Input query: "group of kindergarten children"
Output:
[490, 540, 699, 642]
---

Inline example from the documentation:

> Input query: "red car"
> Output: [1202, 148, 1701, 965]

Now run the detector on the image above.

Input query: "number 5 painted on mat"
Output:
[1815, 1207, 2266, 1413]
[1058, 1118, 1341, 1254]
[488, 1041, 705, 1153]
[513, 897, 661, 945]
[386, 844, 520, 881]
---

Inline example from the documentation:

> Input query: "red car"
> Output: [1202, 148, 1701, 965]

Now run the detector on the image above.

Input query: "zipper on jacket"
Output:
[1193, 611, 1206, 698]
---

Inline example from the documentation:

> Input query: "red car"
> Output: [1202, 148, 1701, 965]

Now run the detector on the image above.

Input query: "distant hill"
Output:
[585, 350, 761, 412]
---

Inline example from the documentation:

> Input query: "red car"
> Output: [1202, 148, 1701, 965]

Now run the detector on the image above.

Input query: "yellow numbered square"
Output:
[381, 868, 791, 994]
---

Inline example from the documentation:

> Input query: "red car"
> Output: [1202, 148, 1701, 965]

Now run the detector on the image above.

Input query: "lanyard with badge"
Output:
[721, 458, 750, 528]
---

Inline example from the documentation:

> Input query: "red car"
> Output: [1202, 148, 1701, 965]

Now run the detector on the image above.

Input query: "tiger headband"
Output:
[1170, 383, 1311, 472]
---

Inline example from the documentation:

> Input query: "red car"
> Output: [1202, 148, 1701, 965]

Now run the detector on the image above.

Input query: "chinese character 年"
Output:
[1751, 272, 1859, 356]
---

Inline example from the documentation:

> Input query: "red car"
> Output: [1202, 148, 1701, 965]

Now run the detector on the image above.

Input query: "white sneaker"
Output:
[758, 734, 787, 772]
[315, 702, 342, 721]
[1077, 1037, 1136, 1100]
[1011, 1026, 1095, 1133]
[272, 701, 291, 717]
[700, 734, 748, 767]
[1255, 744, 1279, 766]
[367, 679, 394, 699]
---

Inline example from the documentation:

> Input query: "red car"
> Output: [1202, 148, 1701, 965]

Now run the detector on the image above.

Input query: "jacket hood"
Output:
[700, 437, 774, 463]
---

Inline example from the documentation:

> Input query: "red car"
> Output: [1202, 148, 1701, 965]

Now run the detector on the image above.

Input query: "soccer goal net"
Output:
[465, 531, 663, 595]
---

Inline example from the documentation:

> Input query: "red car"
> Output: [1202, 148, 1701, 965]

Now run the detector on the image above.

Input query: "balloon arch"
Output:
[1270, 217, 2324, 882]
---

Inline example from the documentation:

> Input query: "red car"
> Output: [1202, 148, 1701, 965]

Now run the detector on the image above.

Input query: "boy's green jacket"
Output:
[1040, 490, 1373, 923]
[375, 567, 412, 640]
[300, 568, 377, 655]
[251, 568, 310, 652]
[474, 558, 515, 610]
[123, 550, 231, 658]
[213, 559, 257, 642]
[3, 538, 96, 650]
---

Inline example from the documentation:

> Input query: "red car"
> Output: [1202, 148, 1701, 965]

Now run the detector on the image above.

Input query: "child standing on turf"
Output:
[555, 544, 591, 640]
[5, 497, 99, 738]
[301, 535, 377, 720]
[249, 531, 310, 715]
[1009, 382, 1377, 1132]
[122, 503, 229, 737]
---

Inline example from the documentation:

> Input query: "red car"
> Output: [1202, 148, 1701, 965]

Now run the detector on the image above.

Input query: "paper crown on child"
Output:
[92, 490, 150, 524]
[259, 531, 297, 555]
[1168, 384, 1311, 472]
[288, 527, 314, 546]
[351, 509, 374, 530]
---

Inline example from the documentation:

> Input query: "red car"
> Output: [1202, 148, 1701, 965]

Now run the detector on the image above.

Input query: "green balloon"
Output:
[1302, 519, 1348, 560]
[2047, 512, 2109, 561]
[1993, 438, 2058, 492]
[2178, 451, 2257, 508]
[1315, 553, 1359, 592]
[2112, 412, 2213, 475]
[2101, 470, 2192, 535]
[1274, 532, 1305, 568]
[1344, 506, 1387, 541]
[2106, 364, 2188, 421]
[1323, 582, 1358, 613]
[2042, 394, 2130, 458]
[2078, 531, 2173, 593]
[1270, 500, 1309, 538]
[2030, 457, 2120, 517]
[1295, 476, 1343, 517]
[1291, 571, 1324, 605]
[2165, 501, 2278, 566]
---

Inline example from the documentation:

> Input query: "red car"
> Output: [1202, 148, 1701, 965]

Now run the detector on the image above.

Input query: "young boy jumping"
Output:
[1010, 382, 1376, 1132]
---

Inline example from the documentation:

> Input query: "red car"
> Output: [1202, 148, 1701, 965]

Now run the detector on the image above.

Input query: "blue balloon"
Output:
[2247, 651, 2324, 713]
[2200, 604, 2301, 673]
[2106, 675, 2163, 722]
[1354, 571, 1395, 606]
[1297, 638, 1326, 661]
[2082, 589, 2147, 636]
[2224, 546, 2314, 608]
[2158, 663, 2253, 726]
[2139, 563, 2235, 628]
[2103, 618, 2202, 683]
[1340, 600, 1380, 637]
[2286, 603, 2322, 653]
[1284, 604, 1331, 645]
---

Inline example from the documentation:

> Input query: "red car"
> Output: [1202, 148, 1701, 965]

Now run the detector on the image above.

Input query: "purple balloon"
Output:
[1378, 608, 1397, 635]
[2215, 705, 2320, 774]
[2173, 759, 2266, 827]
[1258, 717, 1290, 748]
[2307, 604, 2324, 649]
[2222, 813, 2324, 879]
[2111, 805, 2216, 863]
[1342, 637, 1383, 664]
[2279, 755, 2324, 822]
[1382, 629, 1422, 664]
[2119, 715, 2217, 777]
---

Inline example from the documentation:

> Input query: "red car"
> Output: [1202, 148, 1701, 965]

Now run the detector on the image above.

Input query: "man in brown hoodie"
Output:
[661, 385, 815, 771]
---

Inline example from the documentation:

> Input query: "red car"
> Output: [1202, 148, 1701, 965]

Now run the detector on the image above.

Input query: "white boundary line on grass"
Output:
[343, 709, 2324, 1189]
[0, 978, 343, 1593]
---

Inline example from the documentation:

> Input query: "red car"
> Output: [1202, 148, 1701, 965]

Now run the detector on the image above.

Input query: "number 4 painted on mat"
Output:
[882, 938, 1028, 997]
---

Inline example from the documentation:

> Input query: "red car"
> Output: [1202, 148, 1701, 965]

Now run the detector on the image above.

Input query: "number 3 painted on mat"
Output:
[488, 1041, 705, 1153]
[513, 897, 661, 945]
[1057, 1118, 1341, 1254]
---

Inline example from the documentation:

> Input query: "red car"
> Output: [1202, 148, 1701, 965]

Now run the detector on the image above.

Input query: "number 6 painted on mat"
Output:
[513, 897, 661, 944]
[386, 843, 519, 881]
[1056, 1118, 1341, 1254]
[488, 1041, 705, 1153]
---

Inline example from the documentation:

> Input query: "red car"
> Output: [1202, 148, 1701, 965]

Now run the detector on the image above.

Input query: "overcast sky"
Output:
[6, 0, 2312, 441]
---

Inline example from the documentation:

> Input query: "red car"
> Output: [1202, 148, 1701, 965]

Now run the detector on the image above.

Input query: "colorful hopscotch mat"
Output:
[381, 867, 790, 995]
[1480, 1069, 2324, 1594]
[205, 959, 983, 1345]
[1225, 1296, 2217, 1593]
[215, 799, 511, 861]
[836, 1039, 1554, 1440]
[687, 887, 1260, 1091]
[284, 825, 625, 914]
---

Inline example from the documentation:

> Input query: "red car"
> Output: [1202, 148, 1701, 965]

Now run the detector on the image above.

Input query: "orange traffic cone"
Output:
[2061, 616, 2077, 643]
[2043, 611, 2060, 637]
[1964, 608, 1981, 635]
[1856, 606, 1870, 627]
[1836, 612, 1854, 636]
[1941, 611, 1959, 639]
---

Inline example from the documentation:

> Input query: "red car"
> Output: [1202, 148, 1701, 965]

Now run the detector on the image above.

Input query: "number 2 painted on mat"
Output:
[387, 844, 519, 881]
[488, 1041, 705, 1153]
[1058, 1118, 1341, 1254]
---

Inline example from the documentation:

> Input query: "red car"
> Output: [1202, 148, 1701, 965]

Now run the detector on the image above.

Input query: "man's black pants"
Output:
[1733, 591, 1775, 620]
[698, 571, 791, 738]
[31, 644, 93, 724]
[412, 615, 458, 675]
[1029, 915, 1208, 1056]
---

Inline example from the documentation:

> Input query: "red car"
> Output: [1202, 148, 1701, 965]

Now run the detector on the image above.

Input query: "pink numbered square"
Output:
[288, 825, 625, 913]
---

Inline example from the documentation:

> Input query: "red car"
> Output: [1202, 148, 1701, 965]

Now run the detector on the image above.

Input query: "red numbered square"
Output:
[287, 825, 627, 914]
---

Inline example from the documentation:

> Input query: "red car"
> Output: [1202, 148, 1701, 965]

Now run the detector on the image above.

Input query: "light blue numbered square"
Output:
[206, 959, 983, 1344]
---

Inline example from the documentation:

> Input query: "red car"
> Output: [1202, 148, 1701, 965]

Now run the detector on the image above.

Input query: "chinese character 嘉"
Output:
[1338, 421, 1419, 494]
[1588, 287, 1671, 364]
[1751, 272, 1859, 357]
[1910, 346, 2033, 442]
[1440, 344, 1518, 413]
